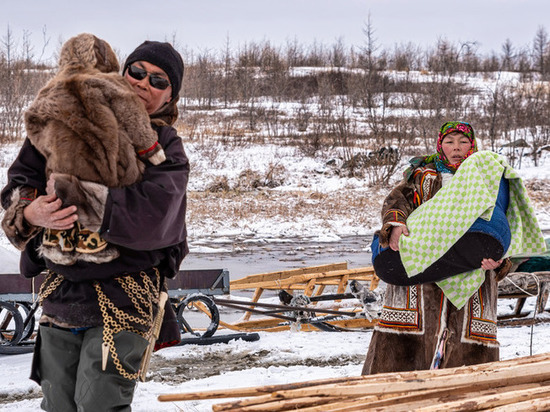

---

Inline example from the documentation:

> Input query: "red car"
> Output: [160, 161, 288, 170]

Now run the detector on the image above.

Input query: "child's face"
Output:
[441, 132, 472, 163]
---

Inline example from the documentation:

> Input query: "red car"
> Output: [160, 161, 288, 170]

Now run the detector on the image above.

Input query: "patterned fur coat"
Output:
[363, 162, 511, 374]
[22, 33, 165, 265]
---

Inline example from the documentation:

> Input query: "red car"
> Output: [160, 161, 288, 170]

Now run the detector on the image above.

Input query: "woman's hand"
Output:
[23, 191, 78, 230]
[481, 258, 503, 271]
[389, 225, 409, 251]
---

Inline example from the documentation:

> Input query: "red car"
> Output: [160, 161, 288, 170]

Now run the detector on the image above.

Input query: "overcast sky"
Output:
[3, 0, 549, 64]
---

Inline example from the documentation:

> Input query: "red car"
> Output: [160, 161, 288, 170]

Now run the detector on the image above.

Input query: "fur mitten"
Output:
[495, 257, 513, 282]
[1, 187, 42, 250]
[137, 140, 166, 166]
[53, 173, 108, 232]
[378, 222, 407, 248]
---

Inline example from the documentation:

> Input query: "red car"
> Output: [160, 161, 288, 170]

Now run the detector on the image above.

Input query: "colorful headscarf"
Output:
[435, 121, 477, 174]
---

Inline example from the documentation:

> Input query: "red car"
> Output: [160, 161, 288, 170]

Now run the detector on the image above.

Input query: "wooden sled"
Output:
[498, 271, 550, 324]
[220, 262, 380, 332]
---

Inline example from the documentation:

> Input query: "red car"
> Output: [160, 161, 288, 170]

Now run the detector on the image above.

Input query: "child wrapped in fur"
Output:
[23, 33, 165, 265]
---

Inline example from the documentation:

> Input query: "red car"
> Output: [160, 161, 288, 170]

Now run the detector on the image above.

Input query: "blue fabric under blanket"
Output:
[467, 177, 511, 255]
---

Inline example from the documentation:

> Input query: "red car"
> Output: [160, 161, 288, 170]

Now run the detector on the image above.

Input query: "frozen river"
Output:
[0, 235, 373, 282]
[182, 234, 374, 281]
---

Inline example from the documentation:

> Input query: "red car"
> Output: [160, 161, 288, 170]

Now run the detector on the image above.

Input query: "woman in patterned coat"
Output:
[362, 121, 512, 374]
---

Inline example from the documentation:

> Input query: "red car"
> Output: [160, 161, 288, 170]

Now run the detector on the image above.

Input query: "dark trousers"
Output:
[37, 325, 149, 412]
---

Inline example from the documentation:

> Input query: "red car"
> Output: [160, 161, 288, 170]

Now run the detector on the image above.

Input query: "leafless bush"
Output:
[3, 23, 550, 183]
[193, 141, 224, 167]
[0, 26, 52, 143]
[235, 169, 261, 191]
[236, 163, 285, 191]
[294, 104, 312, 133]
[206, 176, 230, 193]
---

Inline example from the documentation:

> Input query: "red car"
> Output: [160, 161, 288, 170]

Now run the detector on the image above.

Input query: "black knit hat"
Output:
[124, 41, 184, 101]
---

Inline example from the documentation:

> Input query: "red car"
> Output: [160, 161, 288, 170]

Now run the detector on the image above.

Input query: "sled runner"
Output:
[220, 262, 381, 332]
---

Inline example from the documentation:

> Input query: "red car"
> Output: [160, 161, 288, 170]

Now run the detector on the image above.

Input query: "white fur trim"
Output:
[387, 221, 407, 227]
[147, 149, 166, 165]
[430, 297, 449, 369]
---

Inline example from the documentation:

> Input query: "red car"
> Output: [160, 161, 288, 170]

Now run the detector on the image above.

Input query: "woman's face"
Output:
[441, 132, 472, 164]
[124, 60, 172, 114]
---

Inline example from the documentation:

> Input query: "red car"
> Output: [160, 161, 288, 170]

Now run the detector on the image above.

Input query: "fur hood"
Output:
[58, 33, 119, 75]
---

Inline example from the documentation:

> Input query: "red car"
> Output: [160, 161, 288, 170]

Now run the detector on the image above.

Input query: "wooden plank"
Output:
[513, 297, 528, 316]
[349, 381, 550, 412]
[232, 268, 374, 291]
[294, 391, 442, 412]
[242, 287, 264, 321]
[159, 374, 369, 403]
[313, 284, 326, 297]
[213, 395, 346, 411]
[230, 263, 348, 288]
[239, 274, 376, 290]
[303, 279, 317, 296]
[159, 354, 550, 407]
[270, 360, 550, 399]
[369, 274, 380, 290]
[336, 275, 349, 297]
[417, 384, 550, 412]
[217, 395, 350, 411]
[490, 397, 550, 412]
[218, 316, 376, 333]
[218, 319, 309, 333]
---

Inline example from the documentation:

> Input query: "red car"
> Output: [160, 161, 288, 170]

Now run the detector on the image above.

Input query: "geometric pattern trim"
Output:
[462, 289, 498, 346]
[376, 285, 424, 335]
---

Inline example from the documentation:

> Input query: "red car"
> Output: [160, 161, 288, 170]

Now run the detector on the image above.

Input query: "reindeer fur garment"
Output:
[24, 33, 165, 188]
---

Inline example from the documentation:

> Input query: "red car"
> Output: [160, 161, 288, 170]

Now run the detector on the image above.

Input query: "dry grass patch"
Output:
[187, 179, 550, 236]
[187, 188, 388, 229]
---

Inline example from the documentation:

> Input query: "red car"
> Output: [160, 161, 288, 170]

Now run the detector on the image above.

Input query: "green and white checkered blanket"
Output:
[399, 150, 546, 309]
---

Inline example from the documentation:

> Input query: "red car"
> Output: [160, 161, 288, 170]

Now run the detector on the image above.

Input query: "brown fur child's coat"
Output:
[25, 33, 165, 186]
[24, 33, 166, 264]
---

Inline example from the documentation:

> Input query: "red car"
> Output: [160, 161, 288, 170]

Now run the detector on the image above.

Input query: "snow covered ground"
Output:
[0, 117, 549, 411]
[0, 150, 549, 411]
[1, 298, 550, 411]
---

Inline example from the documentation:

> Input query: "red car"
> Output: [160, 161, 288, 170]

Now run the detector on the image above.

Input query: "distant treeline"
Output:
[1, 24, 549, 183]
[180, 23, 550, 105]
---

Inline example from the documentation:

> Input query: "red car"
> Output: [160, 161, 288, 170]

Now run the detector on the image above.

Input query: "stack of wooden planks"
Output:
[158, 353, 550, 411]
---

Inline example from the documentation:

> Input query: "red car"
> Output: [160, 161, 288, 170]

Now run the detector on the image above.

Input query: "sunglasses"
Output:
[126, 64, 171, 90]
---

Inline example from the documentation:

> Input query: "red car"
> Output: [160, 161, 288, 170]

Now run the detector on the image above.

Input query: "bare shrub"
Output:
[294, 105, 312, 133]
[236, 169, 262, 191]
[206, 176, 230, 193]
[236, 163, 286, 191]
[262, 162, 286, 188]
[0, 26, 53, 143]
